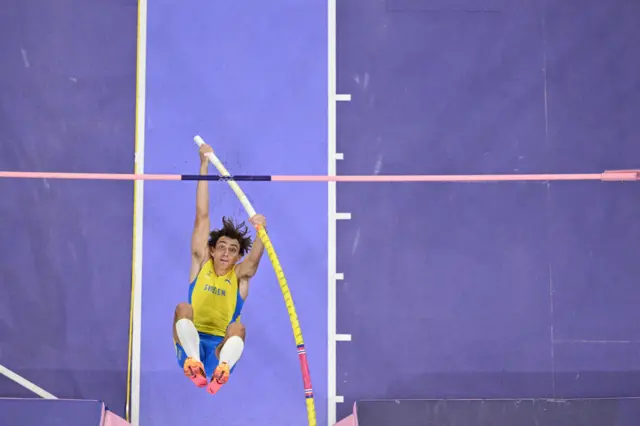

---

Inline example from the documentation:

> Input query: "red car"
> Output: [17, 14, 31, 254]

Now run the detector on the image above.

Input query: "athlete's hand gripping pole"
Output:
[193, 135, 316, 426]
[194, 136, 257, 217]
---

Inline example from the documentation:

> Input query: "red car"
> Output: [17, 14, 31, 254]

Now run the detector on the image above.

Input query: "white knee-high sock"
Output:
[176, 318, 200, 361]
[219, 336, 244, 368]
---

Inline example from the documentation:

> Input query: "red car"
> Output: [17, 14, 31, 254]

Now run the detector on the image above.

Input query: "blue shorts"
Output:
[175, 332, 238, 378]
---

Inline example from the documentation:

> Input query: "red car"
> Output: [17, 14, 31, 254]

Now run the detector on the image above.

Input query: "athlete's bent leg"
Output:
[173, 302, 207, 388]
[207, 322, 246, 395]
[218, 321, 246, 369]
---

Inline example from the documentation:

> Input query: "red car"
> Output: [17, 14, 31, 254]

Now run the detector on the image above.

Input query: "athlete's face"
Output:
[211, 236, 241, 267]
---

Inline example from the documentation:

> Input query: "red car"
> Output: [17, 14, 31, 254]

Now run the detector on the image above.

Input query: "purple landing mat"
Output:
[0, 0, 136, 417]
[0, 398, 104, 426]
[335, 182, 640, 419]
[336, 0, 640, 175]
[335, 0, 640, 420]
[353, 398, 640, 426]
[336, 182, 553, 412]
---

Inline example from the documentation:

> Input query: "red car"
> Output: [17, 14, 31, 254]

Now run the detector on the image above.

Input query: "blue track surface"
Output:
[140, 1, 327, 425]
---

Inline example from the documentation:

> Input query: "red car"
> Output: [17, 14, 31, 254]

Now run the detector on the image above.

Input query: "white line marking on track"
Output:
[336, 334, 352, 342]
[129, 0, 148, 424]
[0, 365, 57, 399]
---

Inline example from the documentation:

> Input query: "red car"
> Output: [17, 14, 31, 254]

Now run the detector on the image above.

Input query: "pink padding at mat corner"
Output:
[103, 411, 131, 426]
[334, 414, 355, 426]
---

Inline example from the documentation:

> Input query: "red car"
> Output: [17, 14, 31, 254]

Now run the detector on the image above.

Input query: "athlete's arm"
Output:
[236, 214, 267, 280]
[189, 145, 213, 282]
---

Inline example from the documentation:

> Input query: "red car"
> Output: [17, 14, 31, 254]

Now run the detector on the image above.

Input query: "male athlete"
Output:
[172, 142, 266, 395]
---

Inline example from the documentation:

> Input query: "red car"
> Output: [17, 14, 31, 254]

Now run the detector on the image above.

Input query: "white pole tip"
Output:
[194, 135, 205, 146]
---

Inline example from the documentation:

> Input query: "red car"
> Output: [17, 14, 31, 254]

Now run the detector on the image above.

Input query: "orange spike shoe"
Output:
[183, 357, 207, 388]
[206, 362, 230, 395]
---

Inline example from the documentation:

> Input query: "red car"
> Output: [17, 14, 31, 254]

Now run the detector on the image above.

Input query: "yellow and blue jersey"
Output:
[189, 258, 244, 337]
